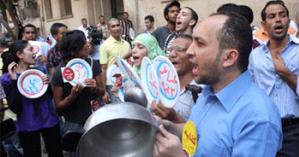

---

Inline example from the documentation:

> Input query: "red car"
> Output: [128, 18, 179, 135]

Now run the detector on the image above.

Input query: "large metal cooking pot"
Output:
[76, 102, 158, 157]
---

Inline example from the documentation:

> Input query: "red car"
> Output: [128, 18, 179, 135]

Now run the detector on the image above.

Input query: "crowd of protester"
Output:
[0, 0, 299, 157]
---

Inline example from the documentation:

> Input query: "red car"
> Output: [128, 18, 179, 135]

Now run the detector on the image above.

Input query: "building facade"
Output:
[5, 0, 298, 37]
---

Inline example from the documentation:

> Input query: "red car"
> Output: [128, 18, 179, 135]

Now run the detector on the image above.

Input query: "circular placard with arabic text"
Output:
[141, 57, 160, 104]
[66, 58, 93, 86]
[17, 69, 48, 99]
[153, 56, 180, 108]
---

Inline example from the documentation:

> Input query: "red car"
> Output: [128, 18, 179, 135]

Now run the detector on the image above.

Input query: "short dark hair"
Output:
[87, 26, 103, 45]
[184, 7, 198, 28]
[144, 15, 155, 22]
[81, 18, 87, 21]
[50, 23, 67, 36]
[22, 24, 37, 34]
[163, 0, 180, 20]
[217, 3, 239, 13]
[217, 3, 253, 24]
[261, 0, 289, 21]
[0, 33, 13, 48]
[213, 12, 253, 72]
[238, 5, 254, 24]
[60, 30, 87, 62]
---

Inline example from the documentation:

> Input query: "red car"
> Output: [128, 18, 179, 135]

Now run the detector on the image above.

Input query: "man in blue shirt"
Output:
[153, 12, 282, 157]
[248, 1, 299, 156]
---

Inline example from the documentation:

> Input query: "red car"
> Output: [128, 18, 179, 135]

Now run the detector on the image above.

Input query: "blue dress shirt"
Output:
[248, 35, 299, 118]
[189, 71, 282, 157]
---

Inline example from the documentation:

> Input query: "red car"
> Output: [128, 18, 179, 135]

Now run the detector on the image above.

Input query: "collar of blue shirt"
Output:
[202, 71, 252, 113]
[262, 35, 299, 52]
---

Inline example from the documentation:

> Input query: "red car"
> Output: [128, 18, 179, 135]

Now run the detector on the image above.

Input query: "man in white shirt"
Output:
[77, 18, 89, 38]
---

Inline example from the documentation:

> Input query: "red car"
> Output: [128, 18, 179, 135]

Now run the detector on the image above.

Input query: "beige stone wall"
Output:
[124, 0, 299, 33]
[40, 0, 90, 36]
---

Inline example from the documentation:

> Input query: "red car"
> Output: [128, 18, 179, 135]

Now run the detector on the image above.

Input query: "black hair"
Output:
[239, 5, 254, 24]
[163, 0, 180, 21]
[60, 30, 86, 62]
[213, 12, 253, 72]
[144, 15, 155, 22]
[9, 40, 29, 64]
[184, 7, 198, 28]
[1, 37, 19, 73]
[217, 3, 239, 13]
[87, 25, 103, 45]
[22, 24, 37, 34]
[217, 3, 254, 25]
[0, 33, 13, 48]
[50, 23, 67, 36]
[261, 0, 289, 21]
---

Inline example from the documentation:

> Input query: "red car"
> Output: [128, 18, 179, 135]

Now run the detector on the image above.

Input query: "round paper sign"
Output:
[66, 58, 92, 86]
[141, 57, 160, 104]
[153, 56, 180, 108]
[17, 69, 48, 99]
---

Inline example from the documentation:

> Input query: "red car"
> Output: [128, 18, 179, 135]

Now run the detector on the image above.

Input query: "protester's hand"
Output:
[151, 101, 176, 120]
[38, 55, 47, 63]
[70, 84, 84, 98]
[102, 91, 110, 103]
[84, 78, 97, 88]
[153, 125, 185, 157]
[272, 54, 288, 75]
[8, 62, 18, 80]
[41, 75, 50, 84]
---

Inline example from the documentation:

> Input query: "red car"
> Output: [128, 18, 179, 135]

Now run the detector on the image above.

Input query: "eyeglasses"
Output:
[167, 46, 188, 53]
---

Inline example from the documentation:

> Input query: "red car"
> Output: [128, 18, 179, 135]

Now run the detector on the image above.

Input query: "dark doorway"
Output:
[111, 0, 124, 18]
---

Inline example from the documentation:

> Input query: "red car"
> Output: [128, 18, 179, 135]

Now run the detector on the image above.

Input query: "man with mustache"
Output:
[151, 34, 197, 123]
[248, 1, 299, 156]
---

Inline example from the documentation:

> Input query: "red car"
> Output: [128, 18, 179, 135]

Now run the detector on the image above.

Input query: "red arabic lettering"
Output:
[149, 73, 158, 91]
[161, 81, 176, 96]
[160, 66, 168, 75]
[166, 71, 177, 84]
[184, 130, 196, 145]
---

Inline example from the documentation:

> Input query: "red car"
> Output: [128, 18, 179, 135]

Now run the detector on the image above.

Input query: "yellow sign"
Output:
[182, 121, 197, 156]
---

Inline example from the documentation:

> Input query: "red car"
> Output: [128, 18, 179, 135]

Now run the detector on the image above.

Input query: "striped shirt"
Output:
[173, 88, 195, 120]
[248, 35, 299, 118]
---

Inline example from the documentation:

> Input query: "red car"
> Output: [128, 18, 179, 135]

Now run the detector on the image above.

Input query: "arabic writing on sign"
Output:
[73, 64, 87, 84]
[148, 66, 159, 98]
[184, 130, 196, 145]
[158, 63, 178, 99]
[24, 75, 43, 94]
